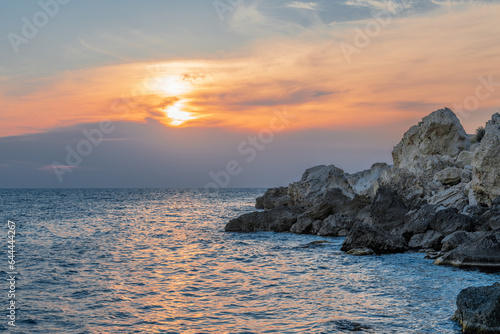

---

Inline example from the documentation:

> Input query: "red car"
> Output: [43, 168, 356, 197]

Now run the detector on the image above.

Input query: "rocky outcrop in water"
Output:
[453, 283, 500, 333]
[225, 108, 500, 267]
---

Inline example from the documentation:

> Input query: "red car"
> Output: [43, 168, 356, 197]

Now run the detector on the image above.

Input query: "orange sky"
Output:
[1, 2, 500, 138]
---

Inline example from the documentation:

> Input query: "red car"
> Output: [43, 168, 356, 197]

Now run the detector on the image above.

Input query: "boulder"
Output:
[290, 214, 315, 234]
[392, 108, 470, 176]
[470, 113, 500, 206]
[341, 223, 408, 254]
[346, 163, 390, 198]
[346, 248, 374, 256]
[441, 231, 471, 252]
[398, 204, 436, 240]
[316, 214, 347, 236]
[408, 230, 443, 250]
[370, 187, 409, 231]
[429, 208, 474, 235]
[435, 230, 500, 268]
[287, 165, 355, 206]
[452, 283, 500, 333]
[378, 167, 426, 207]
[434, 167, 462, 186]
[428, 186, 468, 211]
[225, 207, 299, 232]
[255, 187, 292, 209]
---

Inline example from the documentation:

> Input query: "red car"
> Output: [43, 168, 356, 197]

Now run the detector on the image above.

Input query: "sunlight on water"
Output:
[1, 188, 499, 333]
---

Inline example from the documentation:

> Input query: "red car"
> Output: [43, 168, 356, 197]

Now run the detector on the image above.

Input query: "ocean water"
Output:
[1, 188, 499, 334]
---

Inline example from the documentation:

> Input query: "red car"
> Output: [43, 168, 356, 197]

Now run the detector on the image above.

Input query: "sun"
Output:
[165, 100, 194, 126]
[155, 75, 192, 96]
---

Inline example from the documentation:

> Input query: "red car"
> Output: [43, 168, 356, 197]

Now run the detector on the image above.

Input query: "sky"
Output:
[1, 0, 500, 188]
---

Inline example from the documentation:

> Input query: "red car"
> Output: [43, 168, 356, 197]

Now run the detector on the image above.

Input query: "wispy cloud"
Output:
[287, 1, 319, 10]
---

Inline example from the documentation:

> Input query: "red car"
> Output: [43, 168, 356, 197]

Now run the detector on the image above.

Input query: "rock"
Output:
[428, 186, 468, 211]
[461, 168, 473, 184]
[370, 187, 409, 231]
[346, 248, 374, 256]
[441, 231, 471, 252]
[225, 207, 299, 232]
[429, 208, 474, 235]
[341, 223, 408, 254]
[316, 214, 346, 236]
[399, 204, 436, 240]
[461, 205, 488, 219]
[291, 189, 351, 234]
[287, 165, 355, 206]
[408, 230, 443, 250]
[470, 113, 500, 206]
[290, 214, 315, 234]
[452, 283, 500, 333]
[475, 209, 500, 231]
[255, 187, 292, 209]
[392, 108, 470, 176]
[378, 167, 426, 207]
[434, 167, 462, 186]
[435, 230, 500, 268]
[346, 163, 390, 198]
[457, 150, 474, 167]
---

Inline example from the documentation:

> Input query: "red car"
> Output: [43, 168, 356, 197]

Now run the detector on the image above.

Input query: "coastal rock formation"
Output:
[392, 108, 470, 176]
[470, 113, 500, 206]
[226, 108, 500, 269]
[453, 283, 500, 333]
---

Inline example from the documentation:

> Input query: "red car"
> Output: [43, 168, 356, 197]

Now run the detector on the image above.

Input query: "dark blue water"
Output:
[0, 188, 498, 333]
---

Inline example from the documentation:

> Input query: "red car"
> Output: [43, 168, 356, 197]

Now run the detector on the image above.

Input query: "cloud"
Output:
[344, 0, 412, 14]
[287, 1, 319, 10]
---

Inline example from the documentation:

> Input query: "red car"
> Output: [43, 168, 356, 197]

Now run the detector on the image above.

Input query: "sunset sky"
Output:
[1, 0, 499, 188]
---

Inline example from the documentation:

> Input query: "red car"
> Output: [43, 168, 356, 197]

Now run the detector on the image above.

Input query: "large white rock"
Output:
[287, 165, 355, 205]
[392, 108, 470, 176]
[470, 113, 500, 206]
[346, 163, 390, 198]
[428, 186, 468, 211]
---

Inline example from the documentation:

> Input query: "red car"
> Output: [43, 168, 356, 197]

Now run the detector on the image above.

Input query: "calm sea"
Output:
[0, 188, 498, 333]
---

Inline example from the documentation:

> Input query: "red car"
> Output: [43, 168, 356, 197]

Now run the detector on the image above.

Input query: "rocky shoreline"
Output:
[225, 108, 500, 332]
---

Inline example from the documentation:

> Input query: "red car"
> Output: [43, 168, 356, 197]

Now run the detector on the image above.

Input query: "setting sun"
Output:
[165, 100, 195, 126]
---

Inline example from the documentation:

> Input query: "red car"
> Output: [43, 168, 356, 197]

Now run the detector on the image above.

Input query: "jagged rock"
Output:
[225, 207, 299, 232]
[290, 215, 315, 234]
[392, 108, 470, 176]
[435, 230, 500, 268]
[461, 205, 488, 219]
[255, 187, 292, 209]
[430, 208, 474, 235]
[370, 187, 409, 230]
[378, 167, 426, 207]
[452, 283, 500, 333]
[341, 223, 408, 254]
[287, 165, 355, 206]
[408, 230, 443, 250]
[428, 186, 468, 211]
[441, 231, 471, 252]
[475, 209, 500, 231]
[346, 163, 390, 198]
[470, 113, 500, 206]
[398, 204, 436, 240]
[434, 167, 462, 186]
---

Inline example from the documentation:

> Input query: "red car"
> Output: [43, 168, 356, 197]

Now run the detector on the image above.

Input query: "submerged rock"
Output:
[453, 282, 500, 333]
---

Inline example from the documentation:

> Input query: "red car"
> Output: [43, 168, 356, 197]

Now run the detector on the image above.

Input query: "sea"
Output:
[1, 188, 499, 334]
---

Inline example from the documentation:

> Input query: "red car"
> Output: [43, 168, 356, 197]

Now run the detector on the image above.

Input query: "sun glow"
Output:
[165, 100, 194, 126]
[155, 75, 192, 96]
